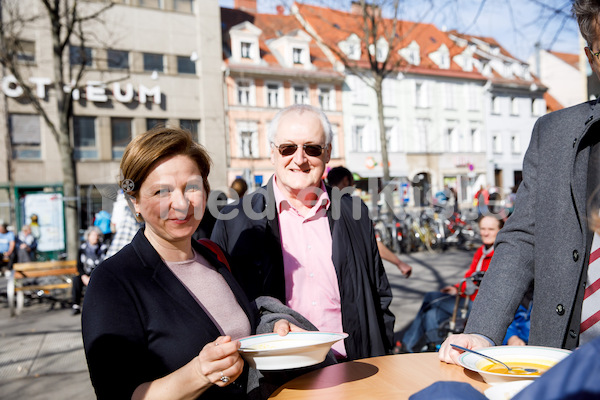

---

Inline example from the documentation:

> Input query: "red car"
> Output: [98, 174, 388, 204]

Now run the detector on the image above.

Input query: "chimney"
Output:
[235, 0, 257, 13]
[350, 1, 381, 18]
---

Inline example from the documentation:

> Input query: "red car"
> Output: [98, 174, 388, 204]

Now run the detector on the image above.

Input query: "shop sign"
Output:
[1, 75, 162, 105]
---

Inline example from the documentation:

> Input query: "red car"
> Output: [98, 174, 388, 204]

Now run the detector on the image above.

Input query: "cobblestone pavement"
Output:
[0, 247, 473, 399]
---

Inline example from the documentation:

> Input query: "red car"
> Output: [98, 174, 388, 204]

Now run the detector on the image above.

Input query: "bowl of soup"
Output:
[457, 345, 571, 385]
[238, 331, 348, 370]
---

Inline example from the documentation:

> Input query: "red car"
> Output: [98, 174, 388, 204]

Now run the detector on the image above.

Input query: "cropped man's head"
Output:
[573, 0, 600, 79]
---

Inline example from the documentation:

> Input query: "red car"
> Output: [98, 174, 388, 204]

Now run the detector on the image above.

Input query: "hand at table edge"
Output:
[438, 334, 492, 365]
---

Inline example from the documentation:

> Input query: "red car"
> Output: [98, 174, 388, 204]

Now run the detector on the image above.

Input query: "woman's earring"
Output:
[135, 212, 141, 218]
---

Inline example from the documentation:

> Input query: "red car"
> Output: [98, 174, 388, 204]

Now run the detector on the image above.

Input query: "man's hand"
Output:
[438, 334, 492, 365]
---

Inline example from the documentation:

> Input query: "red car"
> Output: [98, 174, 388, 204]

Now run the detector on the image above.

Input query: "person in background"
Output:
[0, 221, 16, 272]
[105, 190, 143, 258]
[93, 209, 113, 245]
[71, 226, 108, 315]
[326, 166, 412, 278]
[212, 104, 395, 361]
[401, 216, 503, 353]
[230, 178, 248, 201]
[29, 214, 41, 241]
[82, 127, 300, 400]
[439, 0, 600, 364]
[16, 224, 37, 263]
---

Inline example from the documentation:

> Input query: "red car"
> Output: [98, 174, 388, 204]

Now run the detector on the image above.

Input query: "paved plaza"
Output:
[0, 248, 474, 399]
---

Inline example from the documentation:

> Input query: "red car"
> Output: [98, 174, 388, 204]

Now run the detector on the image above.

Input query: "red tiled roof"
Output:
[544, 91, 564, 112]
[294, 2, 485, 79]
[548, 50, 580, 70]
[220, 7, 336, 72]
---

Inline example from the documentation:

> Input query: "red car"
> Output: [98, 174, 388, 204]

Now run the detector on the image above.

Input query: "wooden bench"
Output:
[7, 260, 77, 316]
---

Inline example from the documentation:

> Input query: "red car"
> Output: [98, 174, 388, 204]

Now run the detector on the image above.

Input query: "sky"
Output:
[218, 0, 581, 62]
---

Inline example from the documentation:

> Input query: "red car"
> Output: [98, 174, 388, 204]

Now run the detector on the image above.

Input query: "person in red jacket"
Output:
[401, 216, 503, 352]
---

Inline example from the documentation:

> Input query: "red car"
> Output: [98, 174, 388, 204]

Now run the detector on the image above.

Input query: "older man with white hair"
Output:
[211, 104, 395, 360]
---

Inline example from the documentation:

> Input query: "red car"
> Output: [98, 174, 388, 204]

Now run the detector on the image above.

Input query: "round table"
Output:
[269, 353, 490, 399]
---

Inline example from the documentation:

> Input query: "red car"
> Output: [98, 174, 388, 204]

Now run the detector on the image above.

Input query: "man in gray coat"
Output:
[440, 0, 600, 364]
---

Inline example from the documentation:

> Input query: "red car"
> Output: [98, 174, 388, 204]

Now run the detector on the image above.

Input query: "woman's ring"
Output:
[220, 371, 230, 383]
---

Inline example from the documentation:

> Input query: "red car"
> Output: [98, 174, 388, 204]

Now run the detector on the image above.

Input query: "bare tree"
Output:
[293, 0, 437, 215]
[0, 0, 113, 258]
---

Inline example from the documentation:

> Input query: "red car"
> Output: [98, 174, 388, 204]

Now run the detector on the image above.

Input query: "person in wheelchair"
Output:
[401, 216, 503, 352]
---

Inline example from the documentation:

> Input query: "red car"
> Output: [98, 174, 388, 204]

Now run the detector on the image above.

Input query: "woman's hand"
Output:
[194, 336, 244, 387]
[81, 274, 91, 286]
[438, 334, 492, 365]
[273, 319, 306, 336]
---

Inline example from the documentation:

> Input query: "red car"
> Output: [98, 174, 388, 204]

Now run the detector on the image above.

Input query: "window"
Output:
[293, 48, 303, 64]
[352, 125, 365, 152]
[470, 126, 481, 152]
[347, 42, 360, 60]
[9, 114, 41, 159]
[111, 118, 132, 159]
[177, 56, 196, 74]
[266, 83, 281, 108]
[330, 124, 339, 158]
[492, 96, 501, 114]
[386, 125, 399, 152]
[139, 0, 161, 9]
[382, 78, 395, 106]
[180, 119, 199, 142]
[444, 83, 456, 110]
[467, 84, 480, 111]
[107, 49, 129, 69]
[143, 52, 164, 72]
[73, 116, 97, 159]
[238, 123, 258, 158]
[445, 123, 458, 152]
[511, 134, 520, 153]
[146, 118, 167, 131]
[511, 97, 519, 116]
[493, 134, 502, 153]
[241, 42, 252, 59]
[318, 87, 333, 110]
[415, 81, 429, 108]
[293, 85, 308, 105]
[416, 118, 429, 152]
[237, 80, 252, 105]
[350, 75, 368, 104]
[173, 0, 193, 12]
[17, 40, 35, 63]
[70, 45, 92, 66]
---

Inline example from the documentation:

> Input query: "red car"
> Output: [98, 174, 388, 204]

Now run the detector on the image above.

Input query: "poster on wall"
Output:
[23, 192, 65, 252]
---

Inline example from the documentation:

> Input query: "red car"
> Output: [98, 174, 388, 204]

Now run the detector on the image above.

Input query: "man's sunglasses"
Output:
[273, 143, 326, 157]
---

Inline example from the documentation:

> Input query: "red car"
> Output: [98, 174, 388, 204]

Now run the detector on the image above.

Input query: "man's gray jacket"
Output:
[211, 177, 395, 360]
[466, 99, 600, 349]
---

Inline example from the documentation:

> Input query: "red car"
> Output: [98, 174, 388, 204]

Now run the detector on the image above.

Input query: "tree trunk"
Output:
[374, 74, 393, 217]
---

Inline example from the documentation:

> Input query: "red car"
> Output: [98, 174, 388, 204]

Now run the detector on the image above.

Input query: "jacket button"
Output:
[573, 250, 579, 261]
[556, 304, 565, 315]
[569, 330, 577, 338]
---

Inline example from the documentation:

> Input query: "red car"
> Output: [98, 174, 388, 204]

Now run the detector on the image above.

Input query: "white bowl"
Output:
[238, 331, 348, 370]
[457, 345, 571, 385]
[484, 380, 533, 400]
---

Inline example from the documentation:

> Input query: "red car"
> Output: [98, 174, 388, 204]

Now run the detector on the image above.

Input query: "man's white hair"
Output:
[267, 104, 333, 145]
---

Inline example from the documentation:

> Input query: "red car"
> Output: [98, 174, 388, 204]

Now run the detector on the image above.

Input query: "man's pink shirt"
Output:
[273, 178, 346, 357]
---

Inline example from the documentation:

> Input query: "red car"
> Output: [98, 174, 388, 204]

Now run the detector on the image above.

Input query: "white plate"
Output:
[484, 380, 533, 400]
[457, 345, 571, 385]
[238, 331, 348, 370]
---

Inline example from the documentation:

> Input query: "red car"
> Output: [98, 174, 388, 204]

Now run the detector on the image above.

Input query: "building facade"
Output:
[0, 0, 226, 241]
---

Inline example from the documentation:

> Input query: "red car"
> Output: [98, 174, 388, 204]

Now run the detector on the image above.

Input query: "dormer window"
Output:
[348, 43, 360, 59]
[293, 48, 303, 64]
[241, 42, 252, 59]
[339, 33, 361, 61]
[399, 40, 420, 66]
[440, 53, 450, 69]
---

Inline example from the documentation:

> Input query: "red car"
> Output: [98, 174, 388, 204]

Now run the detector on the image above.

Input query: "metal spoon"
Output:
[451, 344, 538, 374]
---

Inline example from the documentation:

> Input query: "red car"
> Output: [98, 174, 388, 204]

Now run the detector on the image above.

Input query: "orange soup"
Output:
[480, 361, 555, 376]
